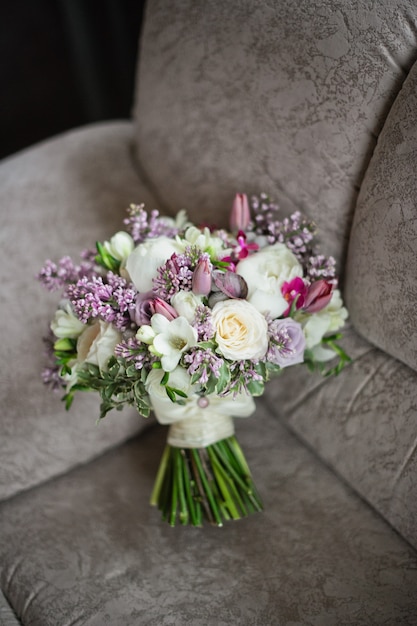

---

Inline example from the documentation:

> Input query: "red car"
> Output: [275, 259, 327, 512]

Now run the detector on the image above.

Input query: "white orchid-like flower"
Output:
[150, 314, 198, 372]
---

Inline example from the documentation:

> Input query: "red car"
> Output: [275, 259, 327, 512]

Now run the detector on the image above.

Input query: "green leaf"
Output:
[95, 241, 121, 272]
[165, 386, 177, 402]
[161, 371, 170, 386]
[215, 362, 231, 394]
[247, 379, 264, 396]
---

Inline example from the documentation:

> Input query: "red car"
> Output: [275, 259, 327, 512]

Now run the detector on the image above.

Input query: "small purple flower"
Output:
[267, 318, 305, 368]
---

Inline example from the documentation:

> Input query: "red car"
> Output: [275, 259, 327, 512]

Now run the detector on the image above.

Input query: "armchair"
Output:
[1, 1, 417, 623]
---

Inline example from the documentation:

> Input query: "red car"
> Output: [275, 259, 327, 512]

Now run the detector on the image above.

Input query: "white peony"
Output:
[76, 320, 122, 372]
[125, 236, 182, 292]
[301, 289, 348, 351]
[236, 243, 303, 318]
[171, 290, 203, 322]
[51, 302, 85, 338]
[211, 299, 268, 361]
[103, 231, 134, 263]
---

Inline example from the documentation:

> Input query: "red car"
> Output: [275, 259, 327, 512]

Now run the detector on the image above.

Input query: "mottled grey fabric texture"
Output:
[346, 60, 417, 372]
[1, 408, 417, 626]
[0, 590, 20, 626]
[134, 0, 417, 268]
[0, 122, 158, 500]
[2, 0, 417, 623]
[264, 323, 417, 548]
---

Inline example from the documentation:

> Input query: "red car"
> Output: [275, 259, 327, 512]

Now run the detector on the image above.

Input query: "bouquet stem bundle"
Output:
[150, 436, 263, 527]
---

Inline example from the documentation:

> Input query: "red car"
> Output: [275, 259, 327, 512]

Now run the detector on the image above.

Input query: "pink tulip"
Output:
[154, 297, 178, 320]
[230, 193, 251, 232]
[303, 280, 333, 313]
[192, 257, 212, 295]
[133, 292, 178, 325]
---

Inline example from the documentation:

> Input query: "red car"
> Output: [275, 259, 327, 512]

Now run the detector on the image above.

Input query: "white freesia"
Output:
[177, 226, 225, 257]
[236, 243, 303, 318]
[51, 302, 85, 338]
[151, 314, 198, 372]
[125, 236, 182, 292]
[136, 324, 156, 344]
[76, 320, 122, 372]
[211, 299, 268, 361]
[103, 231, 134, 262]
[301, 289, 348, 351]
[171, 290, 203, 322]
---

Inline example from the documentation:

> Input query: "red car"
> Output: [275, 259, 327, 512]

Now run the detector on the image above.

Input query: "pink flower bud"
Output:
[192, 257, 212, 295]
[303, 280, 333, 313]
[133, 292, 177, 325]
[154, 297, 178, 320]
[230, 193, 250, 232]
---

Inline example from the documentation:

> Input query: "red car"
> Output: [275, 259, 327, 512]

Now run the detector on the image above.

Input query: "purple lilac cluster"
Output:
[153, 247, 205, 300]
[124, 204, 180, 244]
[305, 254, 337, 285]
[183, 348, 224, 385]
[250, 194, 316, 261]
[37, 251, 96, 293]
[67, 272, 137, 331]
[225, 360, 264, 395]
[114, 336, 156, 370]
[192, 305, 215, 341]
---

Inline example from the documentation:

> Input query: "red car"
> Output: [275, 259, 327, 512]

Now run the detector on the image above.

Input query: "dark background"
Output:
[0, 0, 145, 160]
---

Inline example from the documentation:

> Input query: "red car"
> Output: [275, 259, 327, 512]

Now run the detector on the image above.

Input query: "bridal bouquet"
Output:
[38, 193, 349, 526]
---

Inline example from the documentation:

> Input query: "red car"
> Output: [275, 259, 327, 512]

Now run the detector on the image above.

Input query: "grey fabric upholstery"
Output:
[1, 0, 417, 623]
[0, 122, 157, 500]
[134, 0, 417, 268]
[346, 60, 417, 372]
[1, 410, 417, 625]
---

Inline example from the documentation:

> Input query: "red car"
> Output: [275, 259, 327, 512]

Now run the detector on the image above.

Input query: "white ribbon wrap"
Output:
[146, 368, 256, 448]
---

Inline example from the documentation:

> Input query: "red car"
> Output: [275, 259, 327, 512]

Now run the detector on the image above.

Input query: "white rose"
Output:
[301, 289, 348, 349]
[51, 302, 85, 338]
[177, 226, 225, 257]
[236, 243, 303, 318]
[211, 299, 268, 361]
[76, 320, 122, 372]
[103, 231, 134, 263]
[125, 236, 182, 292]
[171, 290, 203, 322]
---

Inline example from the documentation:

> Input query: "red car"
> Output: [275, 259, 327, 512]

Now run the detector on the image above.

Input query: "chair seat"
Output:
[1, 401, 416, 625]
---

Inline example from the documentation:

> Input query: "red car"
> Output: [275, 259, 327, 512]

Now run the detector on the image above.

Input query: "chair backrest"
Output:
[133, 0, 417, 370]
